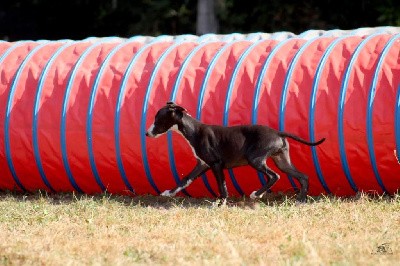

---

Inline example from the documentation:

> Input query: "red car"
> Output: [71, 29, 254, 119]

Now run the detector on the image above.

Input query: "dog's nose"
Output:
[145, 132, 149, 137]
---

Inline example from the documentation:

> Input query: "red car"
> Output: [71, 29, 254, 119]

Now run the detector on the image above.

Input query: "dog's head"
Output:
[146, 102, 187, 138]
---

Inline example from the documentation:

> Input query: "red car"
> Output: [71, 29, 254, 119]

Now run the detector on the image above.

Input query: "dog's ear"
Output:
[174, 105, 187, 113]
[166, 102, 187, 114]
[166, 101, 177, 113]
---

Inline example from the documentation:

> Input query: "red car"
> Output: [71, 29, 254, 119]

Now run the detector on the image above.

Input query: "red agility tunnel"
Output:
[0, 27, 399, 197]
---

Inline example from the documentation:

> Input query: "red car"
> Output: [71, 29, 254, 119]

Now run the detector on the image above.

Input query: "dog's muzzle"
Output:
[145, 130, 155, 137]
[146, 124, 156, 137]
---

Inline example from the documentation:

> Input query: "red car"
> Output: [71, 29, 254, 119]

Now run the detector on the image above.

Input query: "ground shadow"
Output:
[0, 189, 396, 209]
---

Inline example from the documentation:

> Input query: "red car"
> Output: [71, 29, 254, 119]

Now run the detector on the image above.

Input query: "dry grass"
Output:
[0, 191, 399, 265]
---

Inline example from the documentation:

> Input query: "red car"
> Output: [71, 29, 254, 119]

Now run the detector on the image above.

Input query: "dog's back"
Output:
[194, 124, 282, 168]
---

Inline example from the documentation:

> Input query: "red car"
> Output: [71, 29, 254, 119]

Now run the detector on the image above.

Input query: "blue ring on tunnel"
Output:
[1, 41, 27, 191]
[366, 34, 400, 194]
[338, 33, 385, 193]
[33, 41, 76, 192]
[3, 41, 40, 192]
[167, 41, 219, 197]
[197, 40, 244, 196]
[62, 38, 120, 193]
[279, 38, 318, 191]
[87, 37, 143, 194]
[252, 38, 296, 190]
[309, 36, 348, 195]
[223, 40, 267, 193]
[115, 37, 168, 195]
[5, 42, 54, 192]
[140, 42, 187, 195]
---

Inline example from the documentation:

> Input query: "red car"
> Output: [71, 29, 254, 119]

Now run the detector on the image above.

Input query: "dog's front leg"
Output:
[211, 163, 228, 205]
[160, 160, 209, 197]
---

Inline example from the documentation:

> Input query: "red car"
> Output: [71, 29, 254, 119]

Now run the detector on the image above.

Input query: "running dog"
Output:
[146, 102, 325, 203]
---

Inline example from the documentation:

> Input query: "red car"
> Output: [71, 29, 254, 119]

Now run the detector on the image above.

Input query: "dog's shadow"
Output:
[0, 190, 391, 209]
[0, 189, 300, 209]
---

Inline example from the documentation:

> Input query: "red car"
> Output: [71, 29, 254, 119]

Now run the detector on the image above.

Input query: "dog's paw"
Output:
[160, 190, 173, 197]
[296, 196, 308, 204]
[250, 191, 260, 199]
[295, 200, 307, 206]
[218, 198, 227, 207]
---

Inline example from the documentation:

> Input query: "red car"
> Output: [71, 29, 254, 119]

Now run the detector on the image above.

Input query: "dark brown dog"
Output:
[146, 102, 325, 203]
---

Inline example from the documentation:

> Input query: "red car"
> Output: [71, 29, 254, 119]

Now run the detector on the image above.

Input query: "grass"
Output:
[0, 191, 399, 265]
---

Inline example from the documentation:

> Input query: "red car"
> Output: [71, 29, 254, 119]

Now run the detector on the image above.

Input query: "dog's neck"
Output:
[175, 113, 201, 144]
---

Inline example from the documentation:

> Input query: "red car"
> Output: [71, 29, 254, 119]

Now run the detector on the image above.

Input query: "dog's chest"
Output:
[173, 127, 208, 165]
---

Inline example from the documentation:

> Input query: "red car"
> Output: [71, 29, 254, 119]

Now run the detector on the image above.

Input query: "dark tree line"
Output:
[0, 0, 398, 41]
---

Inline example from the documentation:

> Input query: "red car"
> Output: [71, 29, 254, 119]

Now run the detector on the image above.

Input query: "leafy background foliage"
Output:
[0, 0, 399, 41]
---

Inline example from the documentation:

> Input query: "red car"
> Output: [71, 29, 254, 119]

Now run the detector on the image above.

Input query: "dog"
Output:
[146, 102, 325, 203]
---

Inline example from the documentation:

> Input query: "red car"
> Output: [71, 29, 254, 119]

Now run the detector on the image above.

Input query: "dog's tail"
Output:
[279, 132, 325, 146]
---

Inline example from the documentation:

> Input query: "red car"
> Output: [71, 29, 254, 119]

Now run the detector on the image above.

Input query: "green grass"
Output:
[0, 191, 399, 265]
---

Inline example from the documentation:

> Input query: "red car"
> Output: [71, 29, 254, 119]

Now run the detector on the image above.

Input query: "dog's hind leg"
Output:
[271, 149, 309, 202]
[161, 160, 209, 197]
[248, 156, 280, 199]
